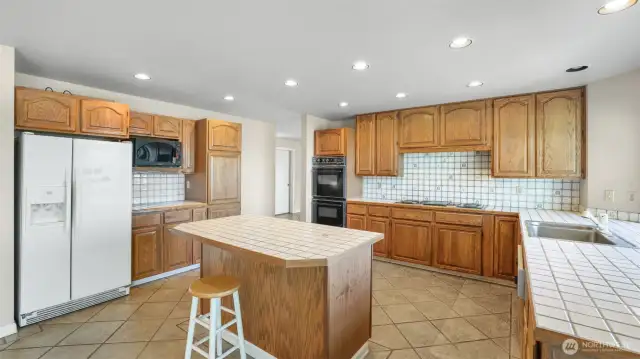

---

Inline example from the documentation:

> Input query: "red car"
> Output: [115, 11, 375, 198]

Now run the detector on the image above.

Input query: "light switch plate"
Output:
[605, 190, 615, 202]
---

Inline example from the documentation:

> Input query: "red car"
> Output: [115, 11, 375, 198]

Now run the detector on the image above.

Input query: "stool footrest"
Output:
[194, 317, 210, 330]
[218, 319, 237, 333]
[221, 306, 235, 316]
[191, 345, 208, 358]
[218, 345, 239, 359]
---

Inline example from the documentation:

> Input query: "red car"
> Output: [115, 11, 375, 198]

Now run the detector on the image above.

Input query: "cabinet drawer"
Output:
[391, 208, 432, 222]
[193, 208, 207, 221]
[368, 205, 390, 217]
[347, 203, 367, 215]
[164, 209, 193, 224]
[435, 212, 483, 226]
[133, 213, 162, 228]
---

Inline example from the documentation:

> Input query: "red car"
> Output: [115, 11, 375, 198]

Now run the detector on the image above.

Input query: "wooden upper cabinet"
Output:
[376, 111, 399, 176]
[182, 120, 196, 174]
[315, 128, 347, 156]
[433, 224, 482, 275]
[132, 226, 163, 281]
[492, 95, 535, 177]
[15, 87, 79, 133]
[440, 100, 488, 147]
[536, 89, 583, 178]
[391, 219, 431, 266]
[163, 223, 192, 272]
[208, 119, 242, 152]
[398, 106, 439, 149]
[368, 217, 390, 258]
[79, 99, 129, 138]
[153, 115, 182, 139]
[129, 111, 153, 136]
[355, 115, 376, 175]
[494, 216, 518, 280]
[208, 151, 241, 205]
[346, 214, 366, 231]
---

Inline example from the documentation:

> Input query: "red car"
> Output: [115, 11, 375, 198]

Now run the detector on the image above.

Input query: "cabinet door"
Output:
[493, 96, 535, 177]
[440, 100, 487, 147]
[15, 88, 79, 133]
[536, 89, 583, 178]
[398, 106, 439, 149]
[433, 224, 482, 275]
[182, 120, 196, 174]
[208, 120, 242, 152]
[163, 223, 193, 272]
[494, 216, 518, 280]
[315, 129, 346, 156]
[390, 220, 431, 265]
[191, 208, 207, 264]
[346, 214, 366, 230]
[208, 152, 241, 204]
[355, 115, 376, 175]
[153, 115, 182, 139]
[129, 112, 153, 136]
[376, 111, 399, 176]
[79, 99, 129, 138]
[132, 226, 163, 280]
[367, 217, 390, 257]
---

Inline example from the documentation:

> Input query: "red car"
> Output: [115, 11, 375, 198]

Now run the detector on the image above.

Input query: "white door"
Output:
[275, 149, 291, 215]
[18, 134, 73, 314]
[71, 139, 132, 299]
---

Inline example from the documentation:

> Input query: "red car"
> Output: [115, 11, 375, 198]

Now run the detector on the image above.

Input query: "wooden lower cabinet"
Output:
[494, 216, 519, 280]
[132, 226, 163, 281]
[207, 204, 241, 219]
[346, 214, 366, 230]
[391, 220, 432, 265]
[368, 217, 390, 257]
[163, 223, 193, 272]
[433, 224, 482, 275]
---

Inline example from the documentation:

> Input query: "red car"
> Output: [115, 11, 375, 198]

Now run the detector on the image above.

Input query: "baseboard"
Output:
[351, 342, 369, 359]
[131, 264, 200, 287]
[221, 330, 277, 359]
[0, 322, 17, 340]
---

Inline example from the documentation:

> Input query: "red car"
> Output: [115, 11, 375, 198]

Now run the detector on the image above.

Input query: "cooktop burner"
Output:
[396, 200, 419, 204]
[420, 201, 452, 207]
[457, 203, 486, 209]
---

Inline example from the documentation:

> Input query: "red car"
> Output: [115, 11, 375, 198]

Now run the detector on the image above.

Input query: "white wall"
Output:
[0, 45, 16, 339]
[275, 138, 301, 213]
[16, 73, 276, 216]
[584, 69, 640, 212]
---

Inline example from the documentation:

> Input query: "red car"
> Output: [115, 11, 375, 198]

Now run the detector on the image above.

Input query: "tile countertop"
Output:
[132, 200, 208, 214]
[172, 215, 383, 268]
[520, 209, 640, 355]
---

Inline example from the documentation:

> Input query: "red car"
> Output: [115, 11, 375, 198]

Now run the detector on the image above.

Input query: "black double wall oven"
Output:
[312, 157, 346, 227]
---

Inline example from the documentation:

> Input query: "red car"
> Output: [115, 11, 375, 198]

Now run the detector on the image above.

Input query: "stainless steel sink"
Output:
[525, 221, 634, 247]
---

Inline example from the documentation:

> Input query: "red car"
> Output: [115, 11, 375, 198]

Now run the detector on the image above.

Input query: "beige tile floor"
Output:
[0, 261, 519, 359]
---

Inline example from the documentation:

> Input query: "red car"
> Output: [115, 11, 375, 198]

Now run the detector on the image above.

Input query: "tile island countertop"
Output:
[172, 214, 384, 268]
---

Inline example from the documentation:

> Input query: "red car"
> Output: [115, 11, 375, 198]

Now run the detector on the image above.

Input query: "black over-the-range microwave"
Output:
[132, 137, 182, 167]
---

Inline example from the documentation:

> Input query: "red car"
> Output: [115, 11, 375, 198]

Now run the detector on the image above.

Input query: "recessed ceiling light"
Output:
[566, 65, 589, 73]
[449, 37, 473, 49]
[223, 95, 234, 101]
[284, 79, 298, 87]
[467, 81, 484, 87]
[134, 73, 151, 80]
[339, 102, 349, 107]
[352, 61, 370, 71]
[396, 93, 407, 99]
[598, 0, 637, 14]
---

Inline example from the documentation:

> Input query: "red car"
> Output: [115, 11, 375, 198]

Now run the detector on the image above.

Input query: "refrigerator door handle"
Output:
[64, 168, 72, 235]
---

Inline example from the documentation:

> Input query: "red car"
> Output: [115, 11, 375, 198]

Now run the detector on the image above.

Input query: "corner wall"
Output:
[585, 69, 640, 213]
[275, 138, 302, 213]
[0, 45, 16, 339]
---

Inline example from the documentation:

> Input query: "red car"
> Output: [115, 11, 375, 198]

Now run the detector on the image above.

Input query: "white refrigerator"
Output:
[17, 133, 132, 326]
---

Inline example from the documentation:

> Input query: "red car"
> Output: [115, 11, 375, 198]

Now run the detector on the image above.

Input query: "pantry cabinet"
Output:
[492, 95, 535, 177]
[79, 99, 130, 138]
[315, 128, 347, 156]
[15, 87, 79, 133]
[536, 89, 583, 178]
[391, 219, 432, 266]
[355, 115, 376, 175]
[433, 224, 482, 275]
[439, 100, 489, 148]
[398, 106, 439, 150]
[208, 151, 241, 205]
[208, 119, 242, 152]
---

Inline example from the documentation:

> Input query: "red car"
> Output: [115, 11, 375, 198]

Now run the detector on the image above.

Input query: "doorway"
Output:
[275, 148, 292, 215]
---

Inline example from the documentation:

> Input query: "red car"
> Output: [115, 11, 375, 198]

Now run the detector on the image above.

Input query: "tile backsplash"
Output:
[362, 151, 581, 211]
[133, 171, 185, 205]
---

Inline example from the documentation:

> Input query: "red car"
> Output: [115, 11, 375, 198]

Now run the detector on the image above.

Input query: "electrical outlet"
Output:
[629, 191, 636, 202]
[186, 180, 191, 189]
[516, 185, 523, 194]
[605, 190, 615, 202]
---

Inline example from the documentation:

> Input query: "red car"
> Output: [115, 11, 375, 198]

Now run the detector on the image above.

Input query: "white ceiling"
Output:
[1, 0, 639, 138]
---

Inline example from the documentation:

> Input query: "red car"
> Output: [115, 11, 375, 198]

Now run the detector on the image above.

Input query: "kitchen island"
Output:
[173, 215, 384, 359]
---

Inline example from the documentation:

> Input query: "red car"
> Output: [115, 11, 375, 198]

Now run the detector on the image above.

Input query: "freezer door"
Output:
[71, 139, 132, 300]
[18, 134, 73, 314]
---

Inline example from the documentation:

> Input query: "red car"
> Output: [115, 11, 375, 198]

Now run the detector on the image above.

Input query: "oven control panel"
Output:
[312, 156, 345, 166]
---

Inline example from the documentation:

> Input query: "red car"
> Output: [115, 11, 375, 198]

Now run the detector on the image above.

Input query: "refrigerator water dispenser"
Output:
[28, 186, 67, 225]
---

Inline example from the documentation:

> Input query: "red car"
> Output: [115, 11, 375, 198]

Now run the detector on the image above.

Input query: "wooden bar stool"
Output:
[184, 276, 246, 359]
